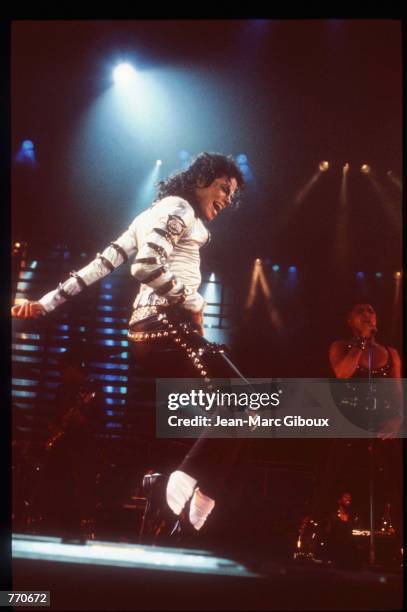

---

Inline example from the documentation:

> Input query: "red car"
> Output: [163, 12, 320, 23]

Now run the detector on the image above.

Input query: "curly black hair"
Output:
[155, 152, 245, 209]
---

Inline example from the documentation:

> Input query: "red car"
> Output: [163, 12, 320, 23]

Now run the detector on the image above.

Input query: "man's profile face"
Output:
[194, 175, 238, 222]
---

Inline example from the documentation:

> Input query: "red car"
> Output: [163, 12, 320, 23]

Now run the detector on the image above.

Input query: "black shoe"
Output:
[139, 472, 182, 545]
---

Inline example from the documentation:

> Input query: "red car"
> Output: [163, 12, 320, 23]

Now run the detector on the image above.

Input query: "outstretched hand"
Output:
[11, 300, 46, 319]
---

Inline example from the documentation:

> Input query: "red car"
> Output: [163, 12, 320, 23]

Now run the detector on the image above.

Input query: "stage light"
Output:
[16, 139, 36, 164]
[356, 272, 365, 279]
[394, 271, 401, 278]
[178, 150, 190, 161]
[361, 164, 370, 174]
[343, 163, 350, 173]
[375, 272, 382, 278]
[156, 159, 162, 166]
[319, 161, 329, 172]
[22, 140, 34, 151]
[288, 266, 297, 273]
[255, 258, 262, 264]
[113, 63, 137, 86]
[237, 154, 248, 165]
[272, 264, 280, 272]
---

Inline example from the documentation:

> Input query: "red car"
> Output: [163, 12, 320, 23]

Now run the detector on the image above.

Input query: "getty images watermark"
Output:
[156, 378, 405, 438]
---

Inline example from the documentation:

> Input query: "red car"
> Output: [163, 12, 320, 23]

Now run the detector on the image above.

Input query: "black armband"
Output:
[69, 270, 87, 290]
[147, 242, 168, 261]
[134, 257, 160, 265]
[97, 253, 115, 272]
[155, 277, 178, 296]
[141, 266, 166, 284]
[57, 282, 71, 300]
[110, 242, 129, 262]
[153, 227, 175, 246]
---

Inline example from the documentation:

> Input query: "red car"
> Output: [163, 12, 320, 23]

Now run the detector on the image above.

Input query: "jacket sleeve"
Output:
[130, 197, 204, 311]
[38, 227, 138, 313]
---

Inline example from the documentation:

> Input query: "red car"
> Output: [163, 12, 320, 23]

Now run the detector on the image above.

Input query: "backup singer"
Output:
[329, 303, 402, 438]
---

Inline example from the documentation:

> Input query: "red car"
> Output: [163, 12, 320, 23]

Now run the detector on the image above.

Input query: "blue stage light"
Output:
[356, 272, 365, 279]
[16, 139, 36, 164]
[179, 150, 190, 161]
[288, 266, 297, 273]
[272, 264, 280, 272]
[156, 159, 162, 166]
[113, 63, 137, 86]
[237, 154, 248, 165]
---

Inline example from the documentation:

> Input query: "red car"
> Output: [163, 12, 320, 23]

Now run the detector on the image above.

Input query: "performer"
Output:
[325, 491, 360, 567]
[12, 152, 246, 535]
[329, 303, 402, 438]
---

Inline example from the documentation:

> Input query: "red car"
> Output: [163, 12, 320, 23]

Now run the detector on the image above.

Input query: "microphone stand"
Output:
[366, 334, 376, 566]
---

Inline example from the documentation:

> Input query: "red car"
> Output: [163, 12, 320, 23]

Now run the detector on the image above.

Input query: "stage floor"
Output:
[12, 533, 403, 611]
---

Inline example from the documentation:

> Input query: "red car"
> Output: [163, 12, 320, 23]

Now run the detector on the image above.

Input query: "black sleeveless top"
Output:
[331, 345, 399, 433]
[351, 346, 393, 378]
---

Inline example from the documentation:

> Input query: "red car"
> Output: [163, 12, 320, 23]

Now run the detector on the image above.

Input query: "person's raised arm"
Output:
[11, 225, 138, 319]
[329, 340, 365, 379]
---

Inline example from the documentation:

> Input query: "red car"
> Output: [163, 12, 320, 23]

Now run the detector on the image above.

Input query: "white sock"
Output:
[189, 487, 215, 530]
[166, 470, 197, 515]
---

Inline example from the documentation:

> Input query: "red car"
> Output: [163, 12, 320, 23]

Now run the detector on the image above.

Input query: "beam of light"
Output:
[386, 171, 402, 190]
[333, 160, 350, 273]
[69, 67, 176, 217]
[319, 160, 329, 172]
[245, 259, 282, 330]
[360, 164, 370, 174]
[362, 171, 401, 231]
[178, 149, 191, 169]
[293, 171, 321, 205]
[391, 272, 402, 344]
[134, 160, 162, 209]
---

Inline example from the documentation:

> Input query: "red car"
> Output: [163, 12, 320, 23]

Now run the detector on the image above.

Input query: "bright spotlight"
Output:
[343, 163, 350, 173]
[319, 161, 329, 172]
[113, 63, 137, 86]
[361, 164, 371, 174]
[237, 153, 248, 165]
[156, 159, 162, 166]
[288, 266, 297, 273]
[394, 271, 401, 278]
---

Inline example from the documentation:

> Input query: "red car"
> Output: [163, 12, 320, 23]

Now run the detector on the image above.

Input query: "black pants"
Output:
[130, 336, 249, 499]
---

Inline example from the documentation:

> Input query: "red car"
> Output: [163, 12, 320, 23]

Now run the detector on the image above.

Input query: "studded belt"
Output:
[128, 327, 173, 342]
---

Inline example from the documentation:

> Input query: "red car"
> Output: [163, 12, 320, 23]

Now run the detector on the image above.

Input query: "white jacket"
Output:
[39, 196, 209, 324]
